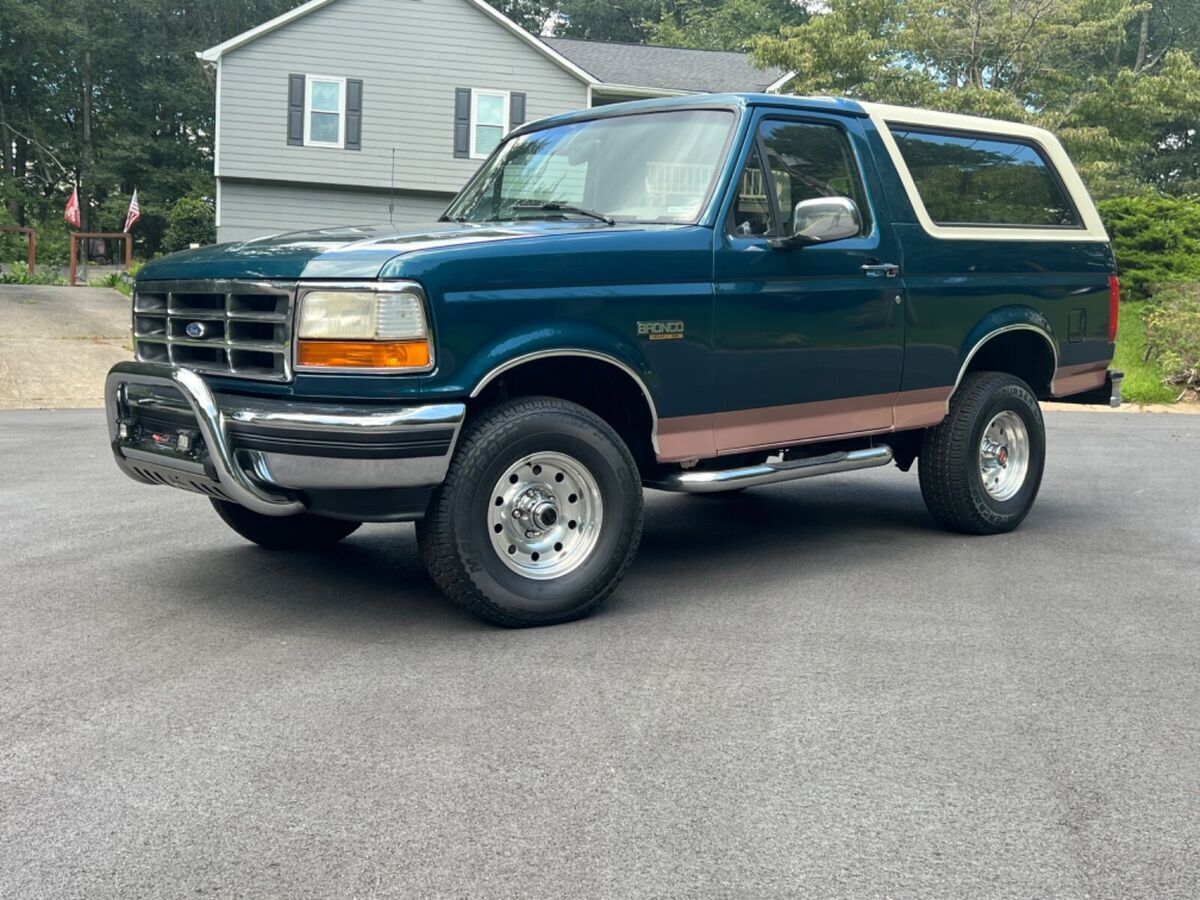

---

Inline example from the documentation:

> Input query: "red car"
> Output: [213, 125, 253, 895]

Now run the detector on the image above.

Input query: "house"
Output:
[198, 0, 790, 242]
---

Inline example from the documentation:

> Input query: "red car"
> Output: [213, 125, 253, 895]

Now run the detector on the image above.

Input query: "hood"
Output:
[135, 221, 631, 282]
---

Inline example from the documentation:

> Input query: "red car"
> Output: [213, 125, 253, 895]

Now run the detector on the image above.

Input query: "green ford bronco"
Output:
[106, 93, 1121, 626]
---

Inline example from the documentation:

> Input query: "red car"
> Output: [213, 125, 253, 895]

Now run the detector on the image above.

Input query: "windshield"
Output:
[444, 109, 736, 225]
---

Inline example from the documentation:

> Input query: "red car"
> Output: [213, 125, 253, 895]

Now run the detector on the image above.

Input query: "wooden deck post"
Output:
[68, 232, 133, 286]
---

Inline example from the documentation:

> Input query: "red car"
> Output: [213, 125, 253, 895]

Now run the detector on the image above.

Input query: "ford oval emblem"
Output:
[185, 321, 206, 338]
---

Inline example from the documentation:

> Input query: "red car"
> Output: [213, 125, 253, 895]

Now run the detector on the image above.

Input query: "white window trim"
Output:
[469, 88, 510, 160]
[303, 75, 346, 149]
[860, 101, 1108, 242]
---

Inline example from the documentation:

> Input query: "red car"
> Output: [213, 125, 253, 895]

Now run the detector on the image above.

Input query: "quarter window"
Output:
[890, 127, 1078, 227]
[305, 76, 345, 148]
[729, 145, 775, 236]
[471, 90, 510, 159]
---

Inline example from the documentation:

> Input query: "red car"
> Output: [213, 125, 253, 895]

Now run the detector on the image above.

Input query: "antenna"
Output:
[389, 148, 396, 224]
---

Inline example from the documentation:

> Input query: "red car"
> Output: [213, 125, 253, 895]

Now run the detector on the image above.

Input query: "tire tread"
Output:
[418, 396, 642, 627]
[918, 371, 1044, 535]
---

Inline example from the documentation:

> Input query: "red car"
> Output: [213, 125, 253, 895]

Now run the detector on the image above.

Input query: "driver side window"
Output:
[730, 119, 871, 238]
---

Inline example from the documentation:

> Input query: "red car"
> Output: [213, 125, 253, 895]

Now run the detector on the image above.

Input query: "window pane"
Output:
[310, 80, 341, 112]
[475, 94, 505, 127]
[891, 128, 1078, 227]
[474, 124, 503, 157]
[446, 109, 734, 225]
[729, 145, 775, 236]
[758, 120, 870, 237]
[310, 111, 340, 144]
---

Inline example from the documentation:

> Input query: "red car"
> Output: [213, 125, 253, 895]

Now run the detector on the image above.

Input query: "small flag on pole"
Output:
[123, 189, 140, 233]
[64, 187, 81, 228]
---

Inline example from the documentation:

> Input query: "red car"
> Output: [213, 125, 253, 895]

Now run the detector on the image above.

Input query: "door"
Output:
[712, 112, 904, 453]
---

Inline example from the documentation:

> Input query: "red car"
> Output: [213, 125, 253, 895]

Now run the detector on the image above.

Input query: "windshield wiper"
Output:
[509, 202, 615, 226]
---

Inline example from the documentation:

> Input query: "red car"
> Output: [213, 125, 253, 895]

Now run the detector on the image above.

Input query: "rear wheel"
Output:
[210, 499, 361, 550]
[919, 371, 1046, 534]
[417, 396, 643, 627]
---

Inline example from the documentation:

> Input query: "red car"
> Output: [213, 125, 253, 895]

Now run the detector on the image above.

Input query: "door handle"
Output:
[861, 262, 900, 278]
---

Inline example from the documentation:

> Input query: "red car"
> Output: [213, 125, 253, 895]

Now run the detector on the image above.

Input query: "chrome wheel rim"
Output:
[979, 410, 1030, 501]
[488, 451, 603, 580]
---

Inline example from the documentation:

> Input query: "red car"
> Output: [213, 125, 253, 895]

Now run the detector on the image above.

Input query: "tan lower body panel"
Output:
[1052, 361, 1108, 397]
[655, 359, 1109, 463]
[657, 387, 948, 462]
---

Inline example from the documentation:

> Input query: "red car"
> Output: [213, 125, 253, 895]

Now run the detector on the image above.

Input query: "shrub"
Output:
[1145, 284, 1200, 389]
[0, 262, 66, 285]
[87, 267, 136, 296]
[162, 196, 215, 253]
[1097, 195, 1200, 300]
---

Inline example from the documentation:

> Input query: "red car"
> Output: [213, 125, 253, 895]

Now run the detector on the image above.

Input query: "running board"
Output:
[646, 445, 894, 494]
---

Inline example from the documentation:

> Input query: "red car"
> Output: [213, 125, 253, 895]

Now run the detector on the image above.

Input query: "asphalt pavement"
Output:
[1, 408, 1197, 898]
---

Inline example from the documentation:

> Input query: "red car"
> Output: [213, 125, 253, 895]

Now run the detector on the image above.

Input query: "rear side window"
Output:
[890, 127, 1078, 228]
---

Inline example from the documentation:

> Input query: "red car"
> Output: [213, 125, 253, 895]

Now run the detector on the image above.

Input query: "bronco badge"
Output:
[636, 320, 685, 341]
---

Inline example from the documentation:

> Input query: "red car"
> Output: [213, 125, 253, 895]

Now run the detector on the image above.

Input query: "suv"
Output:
[106, 93, 1121, 626]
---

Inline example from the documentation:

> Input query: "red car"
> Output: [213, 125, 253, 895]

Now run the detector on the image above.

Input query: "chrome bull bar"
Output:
[106, 361, 466, 518]
[106, 361, 305, 515]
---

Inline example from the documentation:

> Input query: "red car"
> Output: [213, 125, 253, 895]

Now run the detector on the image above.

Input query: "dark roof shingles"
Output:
[543, 37, 785, 93]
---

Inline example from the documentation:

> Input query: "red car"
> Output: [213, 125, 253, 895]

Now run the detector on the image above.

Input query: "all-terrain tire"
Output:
[416, 396, 643, 627]
[210, 499, 361, 550]
[919, 371, 1046, 535]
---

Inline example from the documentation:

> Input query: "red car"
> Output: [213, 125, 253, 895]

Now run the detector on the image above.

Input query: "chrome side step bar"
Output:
[646, 445, 894, 493]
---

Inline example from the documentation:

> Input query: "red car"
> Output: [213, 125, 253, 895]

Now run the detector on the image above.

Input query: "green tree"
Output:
[551, 0, 670, 42]
[752, 0, 1200, 195]
[0, 0, 297, 254]
[162, 195, 216, 252]
[648, 0, 807, 50]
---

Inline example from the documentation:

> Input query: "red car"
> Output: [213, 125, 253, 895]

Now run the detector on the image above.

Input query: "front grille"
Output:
[133, 280, 295, 382]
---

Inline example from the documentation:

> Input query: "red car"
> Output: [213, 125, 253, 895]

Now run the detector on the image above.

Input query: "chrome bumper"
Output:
[105, 361, 465, 517]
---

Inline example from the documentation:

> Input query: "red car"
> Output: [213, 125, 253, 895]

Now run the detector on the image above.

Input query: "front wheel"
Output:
[918, 371, 1046, 535]
[417, 397, 643, 627]
[210, 499, 361, 550]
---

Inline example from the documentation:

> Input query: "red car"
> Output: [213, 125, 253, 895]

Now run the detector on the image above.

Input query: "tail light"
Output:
[1108, 275, 1120, 342]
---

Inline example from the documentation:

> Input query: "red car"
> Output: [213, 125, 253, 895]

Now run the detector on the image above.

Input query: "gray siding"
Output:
[217, 180, 451, 243]
[217, 0, 589, 195]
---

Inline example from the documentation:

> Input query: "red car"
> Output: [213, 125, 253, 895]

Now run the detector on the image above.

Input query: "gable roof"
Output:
[197, 0, 594, 84]
[198, 0, 791, 95]
[544, 38, 788, 94]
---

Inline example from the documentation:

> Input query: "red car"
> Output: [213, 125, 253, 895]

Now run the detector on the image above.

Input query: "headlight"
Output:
[296, 286, 432, 371]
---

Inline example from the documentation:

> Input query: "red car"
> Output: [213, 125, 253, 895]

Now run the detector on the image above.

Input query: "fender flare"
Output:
[951, 313, 1059, 405]
[469, 347, 663, 454]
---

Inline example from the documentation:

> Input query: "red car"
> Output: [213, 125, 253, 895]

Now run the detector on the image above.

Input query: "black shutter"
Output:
[345, 79, 363, 150]
[287, 74, 305, 146]
[509, 92, 526, 132]
[454, 88, 471, 158]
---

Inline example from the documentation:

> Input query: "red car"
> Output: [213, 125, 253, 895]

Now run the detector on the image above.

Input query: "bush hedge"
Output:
[1146, 284, 1200, 390]
[1097, 195, 1200, 300]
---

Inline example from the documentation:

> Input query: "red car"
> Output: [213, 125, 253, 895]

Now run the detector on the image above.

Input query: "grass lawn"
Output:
[1114, 300, 1177, 404]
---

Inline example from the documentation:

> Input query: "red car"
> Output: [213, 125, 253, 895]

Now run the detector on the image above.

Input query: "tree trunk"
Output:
[81, 49, 93, 231]
[1134, 8, 1150, 72]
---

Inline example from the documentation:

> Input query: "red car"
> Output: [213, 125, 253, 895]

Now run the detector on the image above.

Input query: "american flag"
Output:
[123, 190, 140, 233]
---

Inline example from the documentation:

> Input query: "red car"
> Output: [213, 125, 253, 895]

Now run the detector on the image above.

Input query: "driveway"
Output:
[0, 284, 130, 409]
[0, 409, 1197, 898]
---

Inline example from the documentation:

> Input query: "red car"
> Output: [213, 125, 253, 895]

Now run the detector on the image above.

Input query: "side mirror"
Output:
[773, 196, 862, 248]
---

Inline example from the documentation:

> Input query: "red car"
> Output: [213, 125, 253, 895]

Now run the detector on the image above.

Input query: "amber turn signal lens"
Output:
[296, 339, 431, 369]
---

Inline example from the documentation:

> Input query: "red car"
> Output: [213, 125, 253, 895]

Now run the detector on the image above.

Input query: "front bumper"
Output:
[105, 361, 465, 519]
